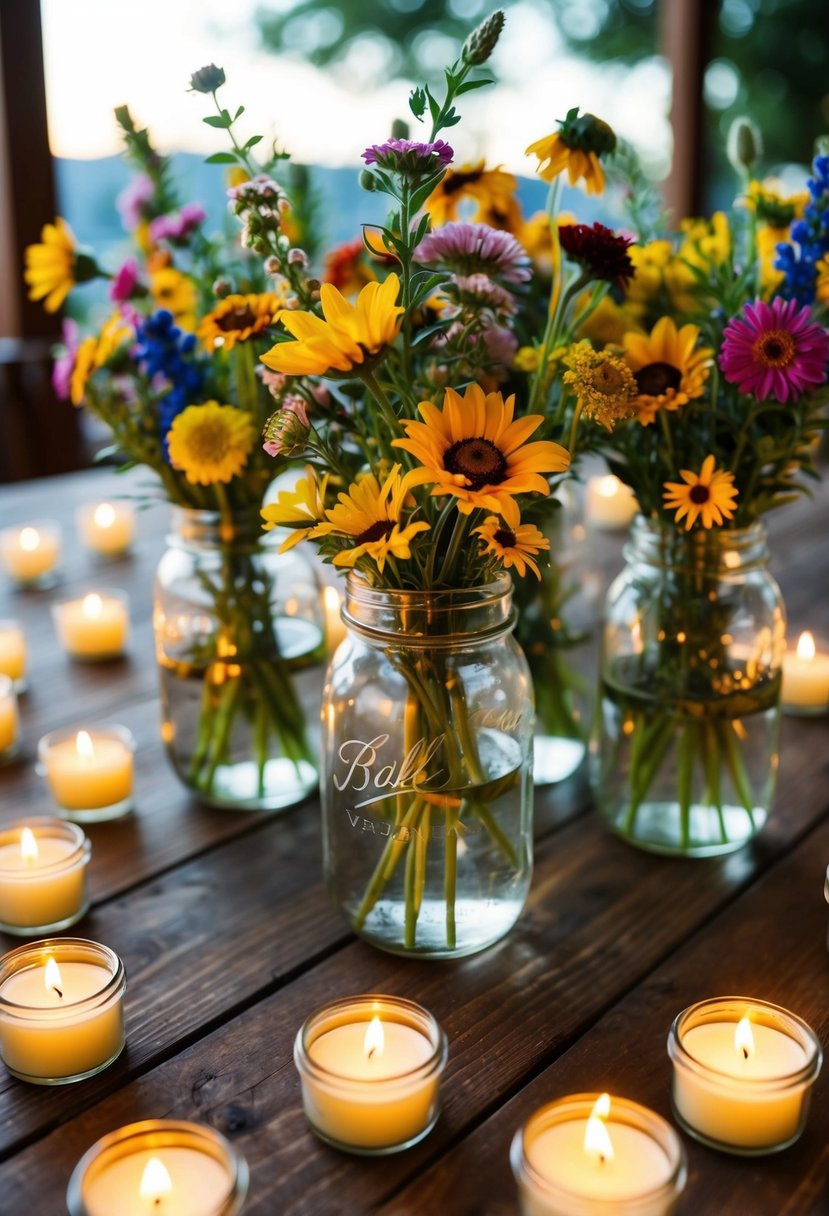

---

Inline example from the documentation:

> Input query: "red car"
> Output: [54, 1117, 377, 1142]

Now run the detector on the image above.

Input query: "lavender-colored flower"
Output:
[52, 319, 80, 401]
[362, 138, 454, 176]
[481, 323, 519, 368]
[441, 273, 518, 318]
[415, 222, 532, 284]
[109, 258, 140, 304]
[148, 203, 206, 244]
[116, 173, 155, 231]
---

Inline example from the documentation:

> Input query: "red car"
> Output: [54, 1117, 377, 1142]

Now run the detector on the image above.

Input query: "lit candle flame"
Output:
[796, 631, 816, 662]
[324, 585, 342, 615]
[82, 593, 104, 620]
[597, 475, 622, 499]
[93, 503, 116, 529]
[584, 1093, 614, 1165]
[76, 730, 95, 759]
[364, 1015, 384, 1060]
[735, 1017, 754, 1061]
[44, 956, 63, 1000]
[19, 528, 39, 552]
[20, 827, 38, 865]
[139, 1157, 173, 1202]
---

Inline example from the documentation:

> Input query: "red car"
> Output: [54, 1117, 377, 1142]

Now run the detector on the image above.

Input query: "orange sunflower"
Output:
[199, 293, 283, 352]
[474, 499, 550, 578]
[663, 456, 739, 531]
[314, 465, 430, 573]
[424, 162, 521, 231]
[526, 109, 616, 197]
[393, 383, 570, 516]
[623, 317, 712, 425]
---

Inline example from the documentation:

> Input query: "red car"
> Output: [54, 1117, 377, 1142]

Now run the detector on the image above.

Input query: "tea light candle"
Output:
[0, 675, 20, 762]
[0, 521, 61, 587]
[52, 590, 130, 661]
[0, 620, 26, 690]
[38, 726, 135, 822]
[0, 938, 126, 1084]
[66, 1120, 249, 1216]
[76, 501, 135, 558]
[586, 475, 638, 531]
[0, 819, 90, 935]
[294, 994, 448, 1154]
[781, 631, 829, 715]
[511, 1093, 686, 1216]
[323, 584, 348, 653]
[668, 997, 823, 1154]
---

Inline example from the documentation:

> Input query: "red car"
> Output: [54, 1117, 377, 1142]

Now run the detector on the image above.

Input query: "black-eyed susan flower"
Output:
[563, 343, 638, 431]
[393, 383, 570, 517]
[24, 218, 95, 313]
[526, 108, 616, 197]
[315, 465, 430, 573]
[150, 267, 198, 330]
[474, 500, 549, 578]
[261, 274, 403, 377]
[663, 456, 739, 531]
[424, 162, 521, 230]
[623, 317, 712, 426]
[261, 467, 329, 551]
[199, 293, 283, 352]
[167, 401, 255, 486]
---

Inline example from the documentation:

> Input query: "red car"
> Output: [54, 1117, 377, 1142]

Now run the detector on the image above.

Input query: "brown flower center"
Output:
[354, 520, 395, 545]
[442, 167, 485, 196]
[689, 484, 710, 504]
[217, 306, 257, 333]
[493, 528, 517, 547]
[635, 362, 682, 396]
[595, 363, 628, 393]
[753, 328, 795, 368]
[444, 437, 507, 490]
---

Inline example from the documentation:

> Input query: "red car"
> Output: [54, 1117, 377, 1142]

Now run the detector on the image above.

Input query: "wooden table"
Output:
[0, 467, 826, 1215]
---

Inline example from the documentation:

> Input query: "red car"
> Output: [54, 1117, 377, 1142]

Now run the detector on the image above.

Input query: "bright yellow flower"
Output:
[663, 455, 739, 531]
[150, 267, 197, 330]
[70, 338, 98, 408]
[424, 162, 521, 230]
[261, 274, 403, 377]
[513, 345, 540, 373]
[623, 317, 712, 426]
[816, 255, 829, 306]
[315, 465, 430, 573]
[393, 383, 570, 517]
[574, 293, 642, 346]
[625, 240, 673, 318]
[744, 179, 808, 227]
[526, 111, 615, 197]
[665, 212, 731, 310]
[69, 313, 133, 406]
[261, 467, 329, 552]
[226, 166, 250, 189]
[24, 218, 76, 312]
[563, 342, 638, 431]
[757, 225, 788, 296]
[167, 402, 255, 486]
[474, 499, 549, 579]
[199, 293, 283, 352]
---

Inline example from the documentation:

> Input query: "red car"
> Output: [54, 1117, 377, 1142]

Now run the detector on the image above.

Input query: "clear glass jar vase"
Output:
[321, 573, 534, 959]
[593, 517, 785, 856]
[153, 508, 324, 811]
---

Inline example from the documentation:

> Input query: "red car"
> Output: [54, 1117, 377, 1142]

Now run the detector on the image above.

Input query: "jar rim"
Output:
[342, 572, 516, 646]
[0, 818, 90, 875]
[0, 938, 126, 1017]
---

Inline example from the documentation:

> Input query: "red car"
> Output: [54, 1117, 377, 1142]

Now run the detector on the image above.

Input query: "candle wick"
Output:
[742, 1047, 749, 1060]
[53, 986, 63, 1000]
[367, 1047, 376, 1060]
[599, 1153, 606, 1166]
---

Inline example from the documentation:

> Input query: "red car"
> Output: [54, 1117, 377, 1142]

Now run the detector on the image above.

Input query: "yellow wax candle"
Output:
[0, 821, 90, 934]
[781, 631, 829, 715]
[323, 584, 348, 653]
[0, 675, 20, 760]
[0, 941, 125, 1084]
[53, 591, 130, 661]
[76, 501, 135, 557]
[0, 523, 61, 585]
[586, 475, 639, 531]
[39, 727, 134, 821]
[0, 620, 26, 686]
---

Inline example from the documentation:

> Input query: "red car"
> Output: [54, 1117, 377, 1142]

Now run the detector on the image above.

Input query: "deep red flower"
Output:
[558, 222, 635, 289]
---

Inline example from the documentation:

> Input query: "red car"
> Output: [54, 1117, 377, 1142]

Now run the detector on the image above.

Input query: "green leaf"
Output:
[455, 78, 494, 95]
[409, 87, 427, 121]
[205, 151, 238, 164]
[244, 134, 263, 151]
[235, 105, 245, 120]
[203, 114, 232, 129]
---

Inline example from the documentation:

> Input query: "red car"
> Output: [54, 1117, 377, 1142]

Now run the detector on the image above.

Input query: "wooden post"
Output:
[661, 0, 716, 219]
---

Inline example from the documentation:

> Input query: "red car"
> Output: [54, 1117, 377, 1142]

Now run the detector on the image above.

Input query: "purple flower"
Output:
[52, 319, 80, 401]
[441, 273, 517, 319]
[362, 138, 454, 176]
[148, 203, 206, 244]
[415, 222, 532, 284]
[109, 258, 140, 304]
[116, 173, 155, 231]
[481, 323, 519, 368]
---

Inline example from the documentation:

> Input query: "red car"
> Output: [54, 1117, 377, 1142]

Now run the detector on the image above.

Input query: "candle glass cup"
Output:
[75, 502, 136, 560]
[0, 938, 126, 1084]
[511, 1094, 687, 1216]
[37, 725, 135, 822]
[52, 589, 130, 662]
[66, 1119, 248, 1216]
[294, 994, 448, 1156]
[668, 997, 823, 1155]
[0, 520, 62, 589]
[0, 819, 91, 935]
[0, 619, 27, 692]
[0, 675, 20, 765]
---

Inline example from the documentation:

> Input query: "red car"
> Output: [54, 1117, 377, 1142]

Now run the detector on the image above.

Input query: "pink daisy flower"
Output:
[719, 296, 829, 403]
[415, 222, 531, 284]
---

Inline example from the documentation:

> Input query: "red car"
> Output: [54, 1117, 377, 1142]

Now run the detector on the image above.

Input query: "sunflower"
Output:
[167, 402, 255, 486]
[526, 109, 616, 197]
[199, 293, 283, 352]
[24, 218, 76, 312]
[261, 467, 329, 551]
[393, 383, 570, 516]
[474, 500, 549, 578]
[663, 456, 739, 531]
[563, 342, 638, 430]
[424, 162, 521, 231]
[150, 267, 198, 330]
[260, 274, 403, 377]
[315, 465, 430, 573]
[69, 313, 133, 406]
[623, 317, 712, 426]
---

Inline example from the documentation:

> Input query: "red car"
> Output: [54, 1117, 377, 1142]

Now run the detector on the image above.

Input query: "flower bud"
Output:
[262, 397, 311, 458]
[189, 64, 226, 94]
[462, 10, 505, 66]
[212, 278, 232, 298]
[727, 117, 762, 174]
[359, 169, 378, 192]
[391, 117, 409, 141]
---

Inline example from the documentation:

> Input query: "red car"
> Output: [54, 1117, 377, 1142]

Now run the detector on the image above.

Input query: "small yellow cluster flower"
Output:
[563, 342, 638, 431]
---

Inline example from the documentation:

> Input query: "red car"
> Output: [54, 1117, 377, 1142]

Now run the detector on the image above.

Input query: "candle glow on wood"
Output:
[0, 523, 61, 584]
[583, 1093, 614, 1166]
[53, 591, 130, 660]
[781, 630, 829, 714]
[20, 829, 37, 866]
[39, 725, 135, 819]
[0, 819, 90, 935]
[586, 475, 639, 530]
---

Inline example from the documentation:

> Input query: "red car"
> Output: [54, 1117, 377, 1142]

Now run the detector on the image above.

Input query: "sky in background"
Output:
[42, 0, 672, 177]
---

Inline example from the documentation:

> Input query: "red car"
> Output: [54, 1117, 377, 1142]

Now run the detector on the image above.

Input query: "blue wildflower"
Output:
[134, 310, 205, 452]
[776, 154, 829, 304]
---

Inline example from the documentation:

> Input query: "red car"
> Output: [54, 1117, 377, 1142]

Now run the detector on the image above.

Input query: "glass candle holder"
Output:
[75, 501, 136, 559]
[0, 819, 91, 935]
[0, 520, 61, 588]
[52, 589, 130, 662]
[0, 938, 126, 1084]
[0, 675, 20, 765]
[668, 996, 823, 1155]
[510, 1094, 687, 1216]
[0, 619, 27, 691]
[38, 725, 135, 822]
[66, 1120, 248, 1216]
[294, 994, 448, 1155]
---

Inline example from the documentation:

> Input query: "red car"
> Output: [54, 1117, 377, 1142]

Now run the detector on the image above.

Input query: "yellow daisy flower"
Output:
[199, 293, 283, 353]
[563, 342, 638, 431]
[474, 500, 549, 579]
[261, 467, 329, 552]
[150, 267, 198, 330]
[260, 274, 403, 377]
[663, 455, 739, 531]
[623, 317, 712, 426]
[315, 464, 430, 573]
[424, 162, 521, 230]
[70, 338, 98, 408]
[625, 240, 673, 318]
[574, 292, 642, 346]
[24, 218, 76, 312]
[393, 383, 570, 517]
[526, 110, 616, 197]
[167, 402, 255, 486]
[664, 212, 731, 310]
[816, 255, 829, 306]
[69, 313, 133, 406]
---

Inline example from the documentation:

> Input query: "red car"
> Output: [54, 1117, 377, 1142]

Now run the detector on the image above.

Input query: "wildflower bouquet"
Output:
[24, 91, 325, 809]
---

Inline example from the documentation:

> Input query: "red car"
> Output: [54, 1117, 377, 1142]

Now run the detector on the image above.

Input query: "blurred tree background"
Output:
[258, 0, 827, 203]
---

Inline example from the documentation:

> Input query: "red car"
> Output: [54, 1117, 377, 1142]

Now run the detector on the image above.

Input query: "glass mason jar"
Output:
[154, 508, 324, 811]
[321, 573, 534, 959]
[593, 518, 785, 856]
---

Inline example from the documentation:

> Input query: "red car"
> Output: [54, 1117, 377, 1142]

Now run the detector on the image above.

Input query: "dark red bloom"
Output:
[558, 222, 635, 289]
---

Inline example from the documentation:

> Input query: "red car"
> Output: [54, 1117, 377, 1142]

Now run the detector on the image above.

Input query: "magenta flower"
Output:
[116, 173, 155, 231]
[148, 203, 206, 244]
[362, 139, 453, 175]
[415, 222, 531, 284]
[52, 319, 80, 401]
[719, 296, 829, 402]
[109, 258, 140, 303]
